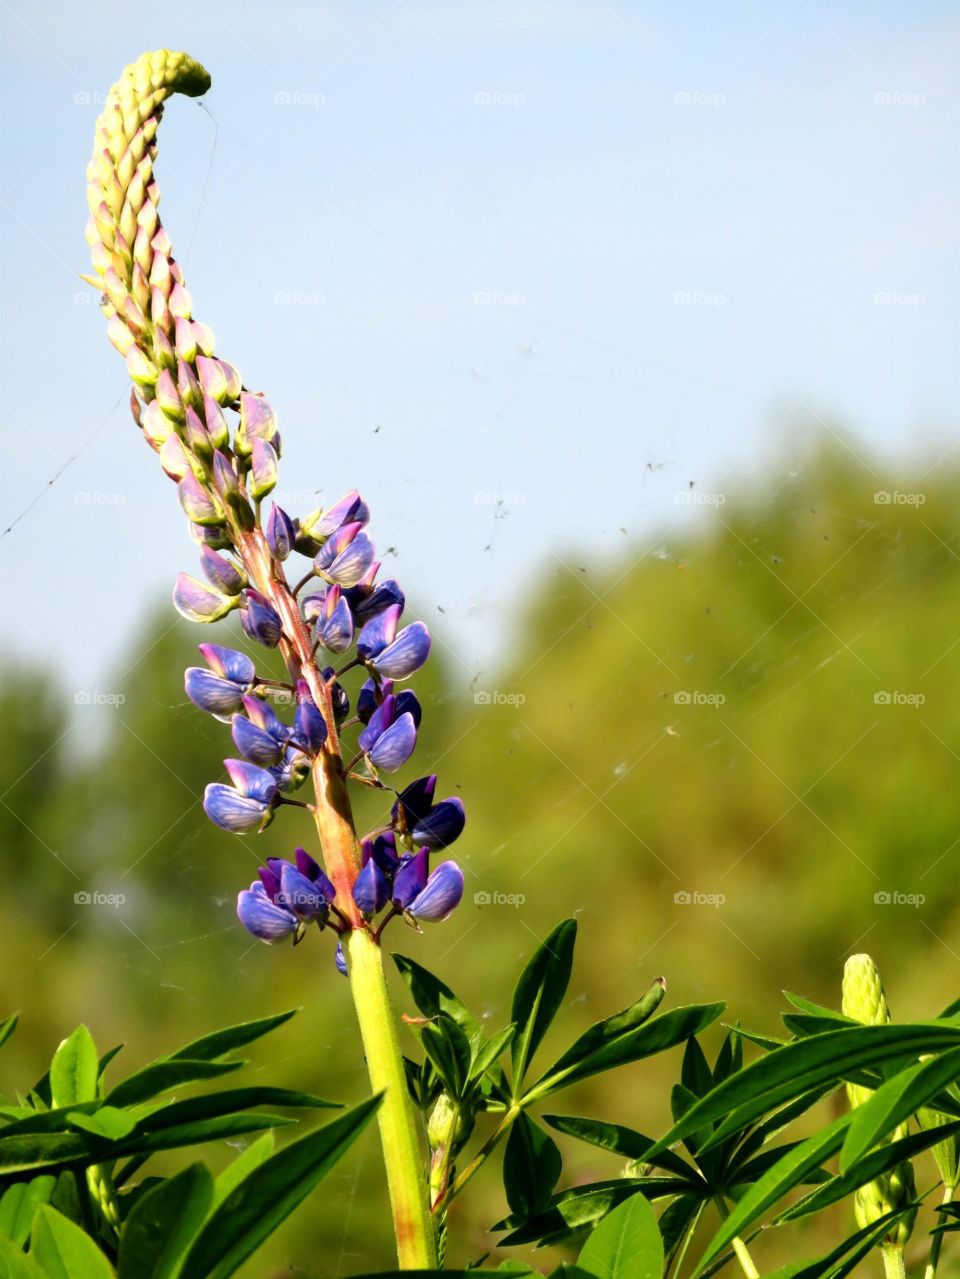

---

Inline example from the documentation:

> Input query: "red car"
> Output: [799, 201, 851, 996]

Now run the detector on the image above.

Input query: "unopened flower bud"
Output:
[199, 545, 246, 595]
[249, 439, 279, 499]
[173, 572, 239, 623]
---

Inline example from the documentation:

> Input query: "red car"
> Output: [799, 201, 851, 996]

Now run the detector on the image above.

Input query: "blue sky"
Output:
[2, 0, 958, 696]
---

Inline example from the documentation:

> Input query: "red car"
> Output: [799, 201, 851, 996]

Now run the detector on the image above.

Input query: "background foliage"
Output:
[2, 433, 958, 1275]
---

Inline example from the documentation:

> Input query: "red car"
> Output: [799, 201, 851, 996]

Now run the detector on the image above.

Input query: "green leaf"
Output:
[543, 1114, 695, 1180]
[106, 1059, 242, 1108]
[578, 1194, 663, 1279]
[471, 1026, 516, 1083]
[681, 1038, 713, 1100]
[691, 1114, 851, 1273]
[510, 920, 577, 1088]
[527, 1003, 724, 1103]
[503, 1112, 562, 1219]
[645, 1023, 960, 1160]
[393, 955, 480, 1034]
[117, 1163, 213, 1279]
[0, 1235, 47, 1278]
[0, 1176, 57, 1246]
[178, 1095, 381, 1279]
[49, 1028, 98, 1110]
[782, 993, 854, 1026]
[67, 1107, 137, 1141]
[777, 1120, 960, 1224]
[839, 1045, 960, 1171]
[497, 1179, 688, 1248]
[0, 1014, 19, 1053]
[712, 1026, 743, 1084]
[168, 1010, 298, 1061]
[29, 1203, 115, 1279]
[211, 1132, 275, 1208]
[420, 1019, 473, 1099]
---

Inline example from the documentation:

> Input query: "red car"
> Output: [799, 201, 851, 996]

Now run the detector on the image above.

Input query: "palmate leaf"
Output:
[839, 1044, 960, 1171]
[177, 1094, 380, 1279]
[645, 1023, 960, 1160]
[763, 1205, 921, 1279]
[510, 920, 577, 1090]
[393, 954, 481, 1035]
[525, 1002, 723, 1104]
[776, 1119, 960, 1223]
[691, 1114, 852, 1274]
[577, 1193, 663, 1279]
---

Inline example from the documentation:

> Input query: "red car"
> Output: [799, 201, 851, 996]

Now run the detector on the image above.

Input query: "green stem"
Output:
[882, 1244, 907, 1279]
[666, 1201, 704, 1278]
[714, 1197, 760, 1279]
[347, 928, 437, 1268]
[923, 1185, 954, 1279]
[444, 1106, 520, 1206]
[239, 528, 436, 1269]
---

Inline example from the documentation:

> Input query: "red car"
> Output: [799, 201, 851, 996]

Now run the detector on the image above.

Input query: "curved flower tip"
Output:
[199, 643, 255, 685]
[185, 667, 245, 718]
[204, 760, 277, 833]
[408, 861, 464, 923]
[366, 713, 416, 773]
[231, 713, 284, 767]
[237, 883, 299, 943]
[266, 504, 295, 561]
[412, 797, 466, 850]
[240, 590, 282, 648]
[199, 546, 246, 596]
[293, 847, 336, 902]
[393, 775, 438, 826]
[356, 603, 401, 660]
[392, 848, 429, 908]
[372, 621, 431, 681]
[278, 861, 330, 922]
[327, 532, 376, 588]
[334, 941, 348, 976]
[294, 683, 328, 754]
[173, 572, 238, 624]
[352, 857, 389, 917]
[349, 577, 405, 626]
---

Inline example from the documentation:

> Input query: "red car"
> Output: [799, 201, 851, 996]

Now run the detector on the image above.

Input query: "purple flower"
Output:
[173, 573, 238, 624]
[316, 585, 354, 654]
[293, 847, 337, 902]
[371, 621, 431, 680]
[352, 858, 389, 916]
[357, 677, 391, 725]
[203, 759, 278, 833]
[185, 645, 256, 718]
[269, 746, 310, 793]
[231, 714, 284, 767]
[199, 546, 246, 595]
[249, 439, 279, 499]
[240, 590, 282, 648]
[347, 578, 405, 626]
[358, 695, 417, 773]
[334, 942, 348, 976]
[237, 882, 298, 943]
[392, 775, 438, 827]
[392, 848, 429, 908]
[327, 533, 376, 588]
[266, 504, 296, 561]
[314, 522, 362, 572]
[277, 861, 329, 922]
[411, 798, 466, 850]
[322, 667, 350, 722]
[364, 832, 399, 873]
[177, 473, 223, 526]
[356, 604, 401, 660]
[408, 861, 464, 923]
[294, 682, 328, 754]
[308, 491, 365, 540]
[200, 644, 256, 685]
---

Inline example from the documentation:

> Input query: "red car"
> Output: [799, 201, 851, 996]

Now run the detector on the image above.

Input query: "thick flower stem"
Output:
[882, 1244, 906, 1279]
[346, 926, 438, 1269]
[234, 526, 434, 1267]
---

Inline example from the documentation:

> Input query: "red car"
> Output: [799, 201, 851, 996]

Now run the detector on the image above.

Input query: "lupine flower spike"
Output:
[86, 51, 460, 1267]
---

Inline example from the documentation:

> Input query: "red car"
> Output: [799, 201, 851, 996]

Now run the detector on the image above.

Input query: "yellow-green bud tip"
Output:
[842, 953, 890, 1027]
